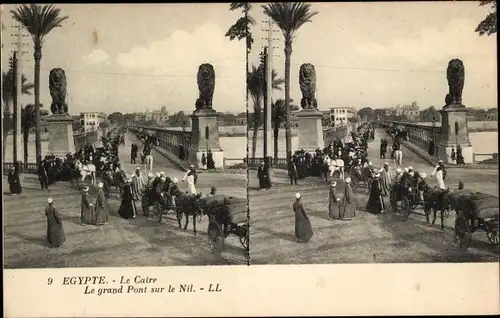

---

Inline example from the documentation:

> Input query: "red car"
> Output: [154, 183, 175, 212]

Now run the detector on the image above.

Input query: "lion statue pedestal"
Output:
[296, 108, 325, 152]
[437, 59, 473, 164]
[188, 108, 224, 169]
[46, 114, 75, 157]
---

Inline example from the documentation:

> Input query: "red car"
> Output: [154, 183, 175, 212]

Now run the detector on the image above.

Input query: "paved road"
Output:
[249, 129, 499, 264]
[3, 133, 248, 268]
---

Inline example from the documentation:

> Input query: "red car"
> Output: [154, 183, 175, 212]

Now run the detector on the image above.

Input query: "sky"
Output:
[1, 3, 246, 116]
[249, 1, 497, 110]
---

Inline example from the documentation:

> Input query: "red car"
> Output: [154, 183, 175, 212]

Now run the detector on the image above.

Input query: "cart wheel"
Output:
[486, 228, 499, 246]
[454, 216, 471, 250]
[208, 221, 224, 254]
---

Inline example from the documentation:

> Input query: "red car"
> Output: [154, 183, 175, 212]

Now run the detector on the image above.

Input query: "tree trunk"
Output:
[273, 120, 279, 160]
[23, 126, 29, 165]
[2, 133, 8, 163]
[251, 109, 259, 160]
[34, 46, 42, 166]
[284, 41, 292, 160]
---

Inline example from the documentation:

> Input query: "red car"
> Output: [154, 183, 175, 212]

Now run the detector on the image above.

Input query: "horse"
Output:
[350, 164, 373, 191]
[394, 149, 403, 166]
[73, 160, 96, 187]
[174, 192, 204, 234]
[329, 158, 345, 179]
[422, 186, 452, 230]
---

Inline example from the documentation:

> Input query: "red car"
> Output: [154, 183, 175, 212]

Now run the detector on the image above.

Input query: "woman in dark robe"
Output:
[341, 177, 356, 220]
[80, 186, 94, 225]
[8, 167, 21, 195]
[366, 173, 386, 214]
[257, 162, 266, 190]
[207, 150, 215, 169]
[328, 181, 341, 220]
[263, 161, 272, 189]
[45, 198, 66, 248]
[456, 145, 465, 165]
[293, 193, 313, 243]
[118, 178, 137, 219]
[93, 182, 109, 225]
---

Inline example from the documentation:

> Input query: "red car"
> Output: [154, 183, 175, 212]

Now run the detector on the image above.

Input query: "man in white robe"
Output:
[182, 165, 197, 194]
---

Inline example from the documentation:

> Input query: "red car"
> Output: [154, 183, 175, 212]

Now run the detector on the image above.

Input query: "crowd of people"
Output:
[287, 123, 463, 244]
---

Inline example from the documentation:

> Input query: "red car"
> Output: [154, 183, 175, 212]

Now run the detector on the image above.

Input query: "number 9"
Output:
[48, 278, 53, 285]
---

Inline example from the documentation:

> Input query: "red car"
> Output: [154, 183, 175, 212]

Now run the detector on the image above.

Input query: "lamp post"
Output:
[182, 121, 187, 160]
[432, 116, 437, 156]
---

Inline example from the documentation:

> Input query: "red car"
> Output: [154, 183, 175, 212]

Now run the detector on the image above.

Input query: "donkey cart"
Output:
[202, 195, 248, 254]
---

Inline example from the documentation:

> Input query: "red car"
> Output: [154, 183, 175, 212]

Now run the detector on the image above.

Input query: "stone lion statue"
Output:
[299, 63, 317, 110]
[49, 68, 68, 115]
[445, 59, 465, 106]
[195, 63, 215, 110]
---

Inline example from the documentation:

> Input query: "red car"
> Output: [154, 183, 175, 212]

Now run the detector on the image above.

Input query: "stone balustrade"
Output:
[323, 123, 357, 146]
[73, 130, 99, 151]
[379, 120, 441, 157]
[131, 125, 192, 158]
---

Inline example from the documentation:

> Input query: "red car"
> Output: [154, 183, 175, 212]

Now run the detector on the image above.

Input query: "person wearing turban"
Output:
[328, 181, 341, 220]
[341, 177, 356, 220]
[80, 186, 94, 225]
[366, 173, 385, 214]
[45, 198, 66, 248]
[93, 182, 109, 225]
[293, 193, 314, 243]
[118, 178, 136, 219]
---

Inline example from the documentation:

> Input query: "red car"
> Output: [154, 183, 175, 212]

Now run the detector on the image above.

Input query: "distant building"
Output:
[80, 112, 106, 132]
[384, 101, 419, 121]
[486, 108, 498, 121]
[328, 106, 357, 127]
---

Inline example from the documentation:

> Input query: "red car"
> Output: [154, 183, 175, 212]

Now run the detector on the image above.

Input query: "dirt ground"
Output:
[249, 129, 499, 264]
[3, 134, 248, 268]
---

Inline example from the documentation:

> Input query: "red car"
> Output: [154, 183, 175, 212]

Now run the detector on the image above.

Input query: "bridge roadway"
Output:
[249, 128, 499, 264]
[3, 133, 247, 268]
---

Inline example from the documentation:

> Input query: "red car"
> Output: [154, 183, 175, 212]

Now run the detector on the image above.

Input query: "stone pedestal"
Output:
[46, 114, 75, 157]
[296, 109, 324, 152]
[188, 109, 224, 169]
[437, 104, 474, 164]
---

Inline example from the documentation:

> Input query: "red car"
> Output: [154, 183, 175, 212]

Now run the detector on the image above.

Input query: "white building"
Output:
[329, 106, 357, 127]
[80, 112, 106, 132]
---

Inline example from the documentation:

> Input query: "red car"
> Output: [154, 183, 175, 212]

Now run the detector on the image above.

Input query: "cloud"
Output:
[114, 23, 245, 112]
[82, 49, 111, 65]
[356, 18, 496, 70]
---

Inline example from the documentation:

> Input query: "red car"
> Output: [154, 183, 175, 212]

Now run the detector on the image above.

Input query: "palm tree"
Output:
[2, 69, 34, 162]
[21, 104, 37, 165]
[271, 98, 299, 160]
[11, 4, 69, 166]
[247, 64, 284, 159]
[226, 3, 255, 52]
[262, 2, 318, 160]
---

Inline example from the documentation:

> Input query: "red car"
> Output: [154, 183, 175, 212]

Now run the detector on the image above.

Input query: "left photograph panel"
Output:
[2, 3, 249, 268]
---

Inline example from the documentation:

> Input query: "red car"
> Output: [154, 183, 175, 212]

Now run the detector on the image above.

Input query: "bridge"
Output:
[249, 118, 499, 264]
[3, 127, 247, 268]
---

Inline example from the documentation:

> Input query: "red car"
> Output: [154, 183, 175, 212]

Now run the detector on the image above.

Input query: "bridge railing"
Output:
[379, 120, 441, 157]
[323, 123, 357, 146]
[473, 153, 498, 164]
[130, 125, 192, 159]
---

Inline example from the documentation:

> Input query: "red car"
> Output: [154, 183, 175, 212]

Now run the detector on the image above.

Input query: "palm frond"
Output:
[11, 4, 69, 46]
[262, 2, 318, 40]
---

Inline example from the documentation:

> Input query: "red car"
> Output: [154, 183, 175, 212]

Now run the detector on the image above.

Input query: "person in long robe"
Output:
[207, 150, 215, 169]
[375, 163, 389, 196]
[131, 167, 145, 209]
[341, 177, 356, 220]
[366, 173, 386, 214]
[80, 186, 93, 225]
[456, 145, 465, 165]
[287, 158, 298, 185]
[263, 161, 272, 189]
[257, 162, 266, 190]
[328, 181, 341, 220]
[118, 178, 136, 219]
[45, 198, 65, 248]
[182, 165, 197, 194]
[293, 193, 314, 243]
[8, 167, 21, 195]
[93, 182, 109, 225]
[430, 163, 446, 190]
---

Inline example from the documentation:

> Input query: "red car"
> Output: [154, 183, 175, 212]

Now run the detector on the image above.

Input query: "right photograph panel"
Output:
[248, 2, 499, 264]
